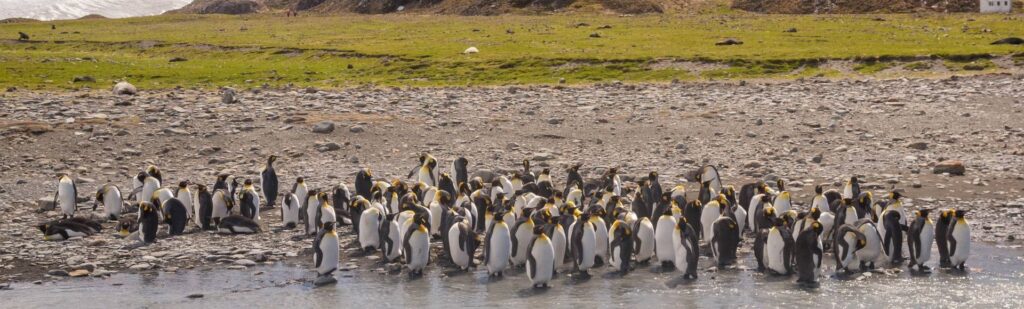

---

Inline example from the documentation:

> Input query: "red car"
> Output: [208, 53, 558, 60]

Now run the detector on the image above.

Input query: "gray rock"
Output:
[532, 152, 554, 161]
[72, 76, 95, 83]
[907, 142, 928, 150]
[121, 148, 142, 156]
[129, 263, 152, 270]
[221, 88, 238, 104]
[314, 275, 337, 287]
[933, 160, 965, 176]
[187, 294, 204, 299]
[198, 147, 221, 156]
[47, 269, 69, 277]
[471, 169, 498, 183]
[316, 142, 341, 152]
[38, 197, 55, 211]
[547, 118, 564, 125]
[113, 81, 137, 95]
[349, 125, 365, 133]
[234, 259, 256, 267]
[312, 122, 335, 134]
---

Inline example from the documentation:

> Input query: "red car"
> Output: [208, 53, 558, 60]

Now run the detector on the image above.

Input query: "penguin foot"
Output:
[683, 274, 697, 280]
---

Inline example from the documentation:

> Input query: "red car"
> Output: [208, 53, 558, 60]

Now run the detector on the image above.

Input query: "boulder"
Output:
[113, 81, 137, 95]
[312, 122, 335, 134]
[933, 160, 965, 175]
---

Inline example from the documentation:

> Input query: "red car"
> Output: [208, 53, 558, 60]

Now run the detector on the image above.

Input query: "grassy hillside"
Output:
[1, 13, 1022, 89]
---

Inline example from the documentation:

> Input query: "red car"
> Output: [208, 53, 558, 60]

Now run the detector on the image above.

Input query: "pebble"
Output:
[312, 122, 335, 134]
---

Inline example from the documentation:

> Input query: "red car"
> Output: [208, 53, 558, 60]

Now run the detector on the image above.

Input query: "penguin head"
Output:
[146, 165, 161, 180]
[532, 224, 546, 236]
[458, 182, 471, 194]
[119, 221, 132, 236]
[776, 179, 786, 191]
[690, 200, 703, 210]
[37, 223, 48, 233]
[522, 159, 531, 170]
[95, 186, 107, 201]
[136, 172, 148, 183]
[715, 194, 729, 208]
[722, 186, 735, 197]
[648, 171, 658, 181]
[568, 163, 581, 173]
[244, 178, 254, 187]
[178, 181, 189, 189]
[267, 155, 278, 164]
[414, 212, 430, 229]
[917, 209, 931, 219]
[322, 221, 337, 234]
[760, 194, 772, 204]
[296, 177, 305, 184]
[437, 190, 453, 206]
[954, 210, 968, 220]
[197, 184, 208, 193]
[811, 222, 823, 235]
[541, 168, 551, 176]
[889, 190, 903, 201]
[814, 185, 823, 195]
[764, 206, 776, 218]
[809, 207, 822, 220]
[757, 182, 769, 194]
[850, 176, 859, 185]
[56, 173, 70, 181]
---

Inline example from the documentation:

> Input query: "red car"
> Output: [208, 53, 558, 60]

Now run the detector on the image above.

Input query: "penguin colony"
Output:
[43, 154, 973, 288]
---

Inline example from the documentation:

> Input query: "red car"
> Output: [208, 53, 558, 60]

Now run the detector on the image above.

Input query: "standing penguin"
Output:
[315, 192, 336, 233]
[834, 224, 867, 274]
[448, 218, 478, 270]
[403, 213, 431, 276]
[908, 209, 935, 271]
[527, 224, 555, 288]
[261, 155, 279, 208]
[765, 218, 794, 275]
[484, 209, 513, 276]
[313, 222, 339, 279]
[94, 184, 123, 221]
[608, 220, 634, 274]
[654, 208, 678, 268]
[54, 174, 77, 218]
[634, 217, 656, 264]
[855, 219, 883, 271]
[239, 180, 261, 221]
[544, 214, 568, 271]
[700, 199, 721, 243]
[139, 175, 160, 205]
[359, 206, 384, 251]
[880, 209, 904, 264]
[195, 185, 214, 230]
[332, 183, 352, 225]
[947, 210, 971, 270]
[511, 209, 537, 267]
[292, 177, 310, 211]
[935, 209, 954, 268]
[354, 169, 373, 201]
[452, 157, 469, 194]
[281, 192, 300, 229]
[409, 154, 439, 187]
[138, 202, 160, 243]
[570, 212, 597, 274]
[211, 189, 232, 226]
[794, 222, 824, 285]
[304, 189, 321, 236]
[711, 214, 740, 266]
[174, 181, 193, 219]
[380, 214, 403, 263]
[673, 217, 699, 279]
[590, 208, 609, 266]
[162, 198, 189, 236]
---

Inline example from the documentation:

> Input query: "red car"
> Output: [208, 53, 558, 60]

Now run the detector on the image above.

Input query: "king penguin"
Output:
[854, 219, 882, 271]
[94, 184, 123, 221]
[634, 216, 656, 264]
[448, 218, 478, 270]
[948, 210, 971, 270]
[654, 208, 678, 268]
[138, 201, 160, 243]
[935, 209, 954, 268]
[403, 212, 430, 276]
[174, 181, 193, 219]
[292, 177, 310, 212]
[452, 157, 469, 194]
[195, 185, 214, 230]
[511, 208, 537, 267]
[608, 220, 634, 274]
[673, 217, 699, 279]
[55, 174, 77, 218]
[834, 224, 866, 274]
[139, 175, 160, 205]
[907, 209, 934, 271]
[794, 221, 824, 285]
[281, 192, 300, 229]
[304, 189, 321, 236]
[711, 212, 740, 266]
[570, 212, 597, 274]
[527, 224, 555, 287]
[359, 204, 384, 251]
[765, 218, 794, 275]
[261, 155, 279, 208]
[380, 213, 403, 263]
[162, 198, 188, 236]
[484, 209, 513, 276]
[313, 222, 339, 279]
[239, 179, 261, 221]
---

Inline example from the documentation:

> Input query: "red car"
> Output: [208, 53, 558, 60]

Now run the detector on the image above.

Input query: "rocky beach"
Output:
[1, 74, 1023, 283]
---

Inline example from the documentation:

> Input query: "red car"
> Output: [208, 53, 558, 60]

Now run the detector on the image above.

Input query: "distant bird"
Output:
[51, 24, 55, 30]
[18, 32, 29, 41]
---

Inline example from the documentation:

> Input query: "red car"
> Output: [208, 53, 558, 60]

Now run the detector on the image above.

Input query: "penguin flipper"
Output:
[947, 234, 957, 258]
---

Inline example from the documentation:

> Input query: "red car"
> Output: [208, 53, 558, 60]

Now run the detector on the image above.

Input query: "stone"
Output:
[463, 47, 479, 54]
[187, 294, 204, 299]
[715, 38, 743, 46]
[121, 148, 142, 156]
[113, 81, 137, 95]
[47, 269, 69, 277]
[547, 118, 564, 125]
[234, 259, 256, 267]
[72, 263, 97, 272]
[221, 87, 238, 104]
[69, 269, 91, 277]
[312, 122, 335, 134]
[129, 263, 152, 270]
[532, 152, 554, 161]
[72, 76, 95, 83]
[314, 275, 338, 287]
[169, 57, 188, 62]
[198, 147, 221, 156]
[743, 160, 762, 168]
[349, 125, 365, 133]
[933, 160, 965, 176]
[316, 142, 341, 152]
[907, 142, 928, 150]
[38, 197, 55, 210]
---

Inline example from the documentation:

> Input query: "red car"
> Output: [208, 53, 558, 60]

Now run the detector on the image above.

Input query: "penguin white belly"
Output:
[673, 232, 691, 273]
[917, 223, 935, 264]
[528, 238, 554, 286]
[359, 209, 382, 249]
[747, 195, 762, 229]
[488, 224, 512, 274]
[593, 218, 608, 261]
[305, 198, 320, 234]
[766, 228, 787, 274]
[655, 216, 677, 263]
[551, 226, 567, 268]
[844, 208, 859, 225]
[512, 222, 535, 266]
[103, 190, 123, 219]
[448, 225, 470, 269]
[397, 211, 414, 244]
[320, 206, 336, 225]
[857, 224, 882, 262]
[212, 193, 228, 220]
[58, 181, 76, 216]
[636, 219, 656, 263]
[407, 230, 430, 272]
[700, 204, 719, 243]
[140, 182, 158, 204]
[177, 191, 193, 218]
[283, 195, 300, 226]
[818, 212, 835, 241]
[503, 212, 516, 229]
[950, 223, 971, 266]
[733, 206, 747, 233]
[295, 187, 308, 210]
[429, 202, 443, 236]
[839, 233, 858, 271]
[251, 194, 262, 221]
[317, 235, 339, 275]
[579, 225, 596, 270]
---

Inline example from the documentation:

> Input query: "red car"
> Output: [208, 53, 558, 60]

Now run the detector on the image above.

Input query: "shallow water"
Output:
[6, 244, 1024, 308]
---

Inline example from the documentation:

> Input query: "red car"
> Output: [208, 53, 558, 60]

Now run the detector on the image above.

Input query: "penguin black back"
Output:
[881, 210, 904, 263]
[139, 202, 160, 243]
[262, 155, 279, 208]
[453, 157, 469, 188]
[197, 185, 214, 230]
[240, 190, 258, 220]
[162, 198, 188, 236]
[935, 209, 953, 267]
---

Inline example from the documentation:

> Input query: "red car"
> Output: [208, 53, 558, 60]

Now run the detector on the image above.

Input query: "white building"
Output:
[981, 0, 1013, 13]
